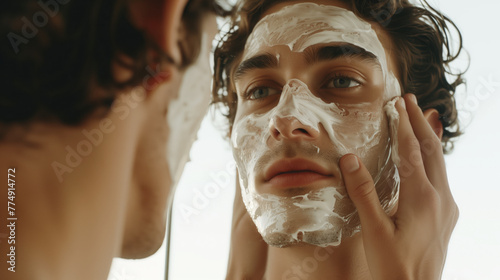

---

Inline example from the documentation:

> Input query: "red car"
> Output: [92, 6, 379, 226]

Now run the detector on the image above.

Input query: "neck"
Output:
[0, 110, 140, 280]
[264, 234, 372, 280]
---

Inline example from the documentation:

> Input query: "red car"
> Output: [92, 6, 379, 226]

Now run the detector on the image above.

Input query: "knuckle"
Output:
[400, 137, 424, 167]
[441, 194, 460, 224]
[443, 203, 460, 238]
[420, 185, 441, 210]
[450, 202, 460, 225]
[419, 136, 442, 157]
[402, 136, 421, 151]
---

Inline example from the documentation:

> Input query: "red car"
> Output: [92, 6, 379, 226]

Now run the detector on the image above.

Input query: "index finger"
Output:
[395, 97, 428, 187]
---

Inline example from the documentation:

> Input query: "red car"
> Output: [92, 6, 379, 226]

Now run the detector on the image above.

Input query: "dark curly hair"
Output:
[0, 0, 228, 132]
[212, 0, 465, 153]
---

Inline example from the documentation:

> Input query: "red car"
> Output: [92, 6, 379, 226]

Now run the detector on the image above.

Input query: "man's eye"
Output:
[326, 77, 360, 88]
[248, 87, 280, 100]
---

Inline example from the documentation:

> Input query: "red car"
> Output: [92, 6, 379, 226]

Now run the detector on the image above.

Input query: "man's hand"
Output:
[339, 94, 459, 280]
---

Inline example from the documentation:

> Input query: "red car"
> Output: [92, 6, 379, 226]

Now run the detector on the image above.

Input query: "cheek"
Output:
[322, 105, 389, 172]
[231, 115, 268, 181]
[359, 117, 390, 176]
[232, 116, 265, 150]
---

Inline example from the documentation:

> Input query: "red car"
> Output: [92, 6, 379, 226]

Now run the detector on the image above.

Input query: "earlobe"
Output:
[128, 0, 188, 66]
[423, 109, 443, 140]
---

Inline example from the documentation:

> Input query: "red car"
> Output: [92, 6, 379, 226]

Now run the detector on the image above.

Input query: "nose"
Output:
[270, 116, 320, 141]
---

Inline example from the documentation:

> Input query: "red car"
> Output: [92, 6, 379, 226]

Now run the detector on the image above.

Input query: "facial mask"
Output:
[232, 3, 401, 247]
[167, 33, 212, 186]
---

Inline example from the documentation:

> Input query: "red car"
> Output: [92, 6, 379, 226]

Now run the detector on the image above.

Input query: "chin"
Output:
[121, 148, 172, 258]
[119, 185, 169, 259]
[119, 218, 167, 259]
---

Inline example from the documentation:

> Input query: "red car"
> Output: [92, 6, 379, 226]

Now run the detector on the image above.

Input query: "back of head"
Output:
[0, 0, 226, 137]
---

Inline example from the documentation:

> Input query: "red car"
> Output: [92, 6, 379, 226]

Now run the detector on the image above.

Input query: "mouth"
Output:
[264, 158, 333, 189]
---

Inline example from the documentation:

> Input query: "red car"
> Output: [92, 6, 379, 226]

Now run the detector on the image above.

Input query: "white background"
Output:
[108, 0, 500, 279]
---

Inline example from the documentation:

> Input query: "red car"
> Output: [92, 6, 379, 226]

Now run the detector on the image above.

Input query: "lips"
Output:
[264, 158, 333, 188]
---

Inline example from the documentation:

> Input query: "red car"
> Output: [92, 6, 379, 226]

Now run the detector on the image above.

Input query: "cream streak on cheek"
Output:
[232, 3, 401, 247]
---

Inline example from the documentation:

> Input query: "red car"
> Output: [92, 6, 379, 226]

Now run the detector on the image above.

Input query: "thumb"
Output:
[339, 154, 393, 234]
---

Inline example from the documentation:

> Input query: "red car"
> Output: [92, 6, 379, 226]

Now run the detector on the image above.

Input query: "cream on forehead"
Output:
[243, 3, 397, 100]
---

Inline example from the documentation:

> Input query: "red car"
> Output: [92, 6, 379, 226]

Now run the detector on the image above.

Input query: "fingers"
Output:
[395, 97, 428, 184]
[395, 95, 455, 218]
[403, 94, 447, 187]
[393, 96, 442, 217]
[340, 154, 394, 235]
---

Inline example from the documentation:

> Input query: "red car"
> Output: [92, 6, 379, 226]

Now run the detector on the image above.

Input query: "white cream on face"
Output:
[232, 3, 401, 247]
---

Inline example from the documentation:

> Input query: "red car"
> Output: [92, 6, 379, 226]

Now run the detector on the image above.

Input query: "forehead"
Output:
[240, 1, 399, 79]
[262, 0, 351, 18]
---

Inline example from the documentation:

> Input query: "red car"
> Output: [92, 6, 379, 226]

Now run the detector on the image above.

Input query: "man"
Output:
[0, 0, 225, 279]
[213, 0, 463, 279]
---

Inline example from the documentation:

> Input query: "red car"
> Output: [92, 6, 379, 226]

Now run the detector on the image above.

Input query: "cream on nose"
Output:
[268, 79, 321, 141]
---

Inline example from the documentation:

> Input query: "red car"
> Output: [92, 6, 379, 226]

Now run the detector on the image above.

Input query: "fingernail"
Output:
[398, 97, 406, 110]
[409, 94, 417, 105]
[343, 154, 359, 173]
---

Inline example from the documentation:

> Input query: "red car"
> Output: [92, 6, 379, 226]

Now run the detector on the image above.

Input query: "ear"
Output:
[128, 0, 188, 66]
[423, 108, 443, 140]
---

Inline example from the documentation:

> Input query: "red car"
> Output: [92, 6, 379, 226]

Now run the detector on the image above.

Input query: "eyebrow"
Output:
[234, 44, 380, 81]
[234, 52, 278, 81]
[304, 44, 380, 66]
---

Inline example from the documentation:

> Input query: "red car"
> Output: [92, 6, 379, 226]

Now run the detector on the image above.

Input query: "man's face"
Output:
[231, 0, 401, 247]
